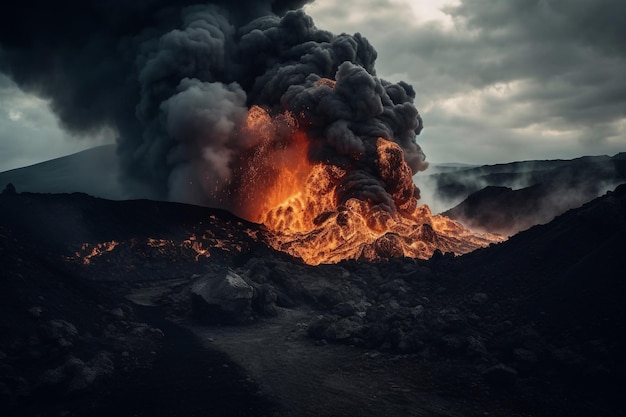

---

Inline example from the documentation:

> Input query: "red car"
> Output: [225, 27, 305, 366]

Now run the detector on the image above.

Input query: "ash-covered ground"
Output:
[1, 184, 625, 417]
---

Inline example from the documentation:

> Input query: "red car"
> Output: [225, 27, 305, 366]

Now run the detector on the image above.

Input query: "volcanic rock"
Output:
[191, 269, 254, 323]
[482, 363, 518, 388]
[1, 174, 626, 416]
[250, 283, 279, 316]
[470, 292, 489, 305]
[39, 351, 114, 393]
[306, 315, 336, 341]
[39, 319, 79, 347]
[109, 307, 125, 320]
[512, 348, 538, 373]
[466, 336, 489, 359]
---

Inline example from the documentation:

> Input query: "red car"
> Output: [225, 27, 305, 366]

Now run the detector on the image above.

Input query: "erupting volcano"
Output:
[0, 0, 503, 264]
[227, 103, 501, 265]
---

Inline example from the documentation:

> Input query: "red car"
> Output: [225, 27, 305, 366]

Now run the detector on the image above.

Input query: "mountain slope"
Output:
[441, 153, 626, 234]
[0, 145, 125, 200]
[448, 183, 626, 335]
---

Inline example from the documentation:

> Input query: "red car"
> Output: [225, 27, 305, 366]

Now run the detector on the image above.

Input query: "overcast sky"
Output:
[1, 0, 625, 172]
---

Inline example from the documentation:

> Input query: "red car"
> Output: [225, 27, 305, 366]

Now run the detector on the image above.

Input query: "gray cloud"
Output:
[1, 0, 427, 220]
[0, 74, 114, 172]
[1, 0, 624, 181]
[307, 0, 626, 165]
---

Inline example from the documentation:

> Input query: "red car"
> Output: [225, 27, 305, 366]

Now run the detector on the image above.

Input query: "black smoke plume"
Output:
[0, 0, 426, 217]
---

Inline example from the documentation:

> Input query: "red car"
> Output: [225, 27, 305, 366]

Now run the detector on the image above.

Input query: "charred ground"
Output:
[1, 186, 625, 416]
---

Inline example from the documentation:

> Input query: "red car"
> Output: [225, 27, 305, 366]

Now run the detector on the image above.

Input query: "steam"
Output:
[0, 0, 426, 218]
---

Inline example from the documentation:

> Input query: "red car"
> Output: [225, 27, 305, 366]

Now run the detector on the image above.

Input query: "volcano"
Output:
[1, 182, 625, 417]
[2, 0, 625, 415]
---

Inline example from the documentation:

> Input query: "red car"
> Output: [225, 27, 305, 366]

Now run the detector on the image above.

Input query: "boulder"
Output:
[307, 315, 336, 340]
[332, 301, 359, 318]
[39, 319, 78, 347]
[466, 336, 489, 358]
[482, 363, 518, 388]
[39, 352, 114, 393]
[251, 283, 278, 316]
[512, 348, 538, 374]
[325, 317, 365, 342]
[470, 292, 489, 305]
[191, 269, 254, 323]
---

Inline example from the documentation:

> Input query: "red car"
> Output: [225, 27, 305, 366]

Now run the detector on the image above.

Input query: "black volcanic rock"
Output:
[191, 270, 254, 324]
[482, 363, 518, 388]
[448, 183, 626, 329]
[441, 185, 626, 405]
[0, 194, 273, 416]
[2, 185, 626, 416]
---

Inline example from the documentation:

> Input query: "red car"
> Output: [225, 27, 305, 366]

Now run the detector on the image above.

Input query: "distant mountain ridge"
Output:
[441, 153, 626, 235]
[0, 144, 125, 200]
[2, 146, 625, 237]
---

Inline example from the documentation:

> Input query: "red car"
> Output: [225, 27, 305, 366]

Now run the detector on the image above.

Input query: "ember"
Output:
[79, 241, 119, 265]
[73, 235, 245, 265]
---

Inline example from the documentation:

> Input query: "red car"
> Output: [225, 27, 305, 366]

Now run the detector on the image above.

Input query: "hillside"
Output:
[1, 186, 624, 416]
[441, 153, 626, 234]
[0, 145, 125, 200]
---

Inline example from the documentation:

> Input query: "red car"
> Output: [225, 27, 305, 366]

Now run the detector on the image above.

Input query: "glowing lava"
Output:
[234, 107, 503, 265]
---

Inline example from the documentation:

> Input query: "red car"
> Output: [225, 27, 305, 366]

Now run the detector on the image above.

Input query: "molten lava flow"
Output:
[234, 109, 503, 265]
[259, 170, 502, 265]
[78, 241, 119, 265]
[73, 234, 248, 266]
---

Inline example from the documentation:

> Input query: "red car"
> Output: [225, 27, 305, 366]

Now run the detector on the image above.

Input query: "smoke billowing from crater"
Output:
[0, 0, 426, 219]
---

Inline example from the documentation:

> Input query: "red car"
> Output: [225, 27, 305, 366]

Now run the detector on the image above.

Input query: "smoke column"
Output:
[0, 0, 426, 218]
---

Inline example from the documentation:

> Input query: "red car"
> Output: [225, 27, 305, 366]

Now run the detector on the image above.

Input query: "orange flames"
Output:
[234, 105, 312, 222]
[234, 106, 503, 265]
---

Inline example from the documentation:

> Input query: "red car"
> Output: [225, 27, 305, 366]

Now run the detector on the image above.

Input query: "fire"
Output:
[234, 105, 310, 222]
[234, 107, 503, 265]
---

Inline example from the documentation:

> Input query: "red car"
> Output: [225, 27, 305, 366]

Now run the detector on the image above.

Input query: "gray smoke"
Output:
[0, 0, 426, 216]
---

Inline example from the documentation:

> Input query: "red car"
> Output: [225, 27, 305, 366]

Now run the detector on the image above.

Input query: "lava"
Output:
[232, 107, 503, 266]
[73, 235, 245, 265]
[79, 241, 120, 265]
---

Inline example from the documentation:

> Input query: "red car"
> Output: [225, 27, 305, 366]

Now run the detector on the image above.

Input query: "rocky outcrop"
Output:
[39, 351, 115, 393]
[191, 269, 254, 323]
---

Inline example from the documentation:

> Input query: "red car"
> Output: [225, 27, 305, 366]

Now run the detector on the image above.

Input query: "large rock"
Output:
[482, 363, 518, 388]
[191, 269, 254, 323]
[39, 351, 114, 393]
[39, 319, 79, 348]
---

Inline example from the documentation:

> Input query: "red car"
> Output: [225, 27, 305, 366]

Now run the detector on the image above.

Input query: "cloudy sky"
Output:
[1, 0, 625, 172]
[0, 73, 115, 171]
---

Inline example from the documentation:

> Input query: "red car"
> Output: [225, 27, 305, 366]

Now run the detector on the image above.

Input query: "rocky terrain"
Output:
[1, 183, 625, 416]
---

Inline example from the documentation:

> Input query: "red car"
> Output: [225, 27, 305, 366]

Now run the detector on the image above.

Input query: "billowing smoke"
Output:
[0, 0, 426, 218]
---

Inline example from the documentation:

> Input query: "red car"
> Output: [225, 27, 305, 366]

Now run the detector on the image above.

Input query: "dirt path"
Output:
[89, 305, 275, 417]
[186, 309, 477, 417]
